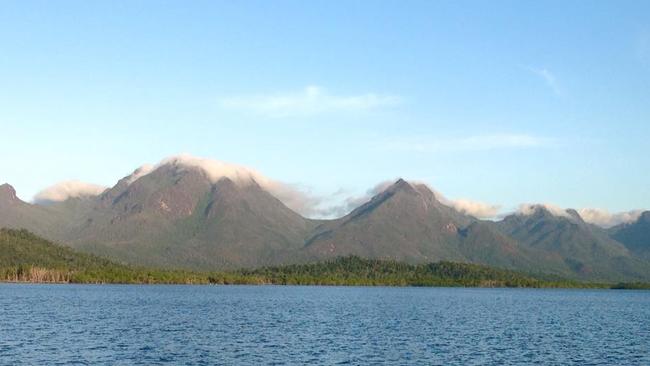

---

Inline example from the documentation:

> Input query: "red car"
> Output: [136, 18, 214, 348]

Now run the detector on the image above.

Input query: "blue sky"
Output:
[1, 1, 649, 221]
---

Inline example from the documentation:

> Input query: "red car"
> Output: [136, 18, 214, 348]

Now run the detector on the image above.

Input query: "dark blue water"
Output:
[1, 285, 649, 365]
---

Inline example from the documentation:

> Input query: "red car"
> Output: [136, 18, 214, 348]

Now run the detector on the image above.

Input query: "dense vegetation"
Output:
[231, 256, 604, 288]
[0, 229, 209, 284]
[1, 228, 648, 288]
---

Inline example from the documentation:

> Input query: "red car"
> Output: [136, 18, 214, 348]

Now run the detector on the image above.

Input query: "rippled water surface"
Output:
[1, 285, 649, 365]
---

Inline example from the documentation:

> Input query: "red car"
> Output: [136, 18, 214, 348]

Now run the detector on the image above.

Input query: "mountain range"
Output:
[1, 157, 649, 282]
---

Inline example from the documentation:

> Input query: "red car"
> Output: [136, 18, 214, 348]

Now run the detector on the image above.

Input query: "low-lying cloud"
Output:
[578, 208, 644, 228]
[513, 204, 643, 228]
[30, 155, 646, 225]
[34, 180, 108, 204]
[157, 154, 267, 185]
[218, 85, 401, 117]
[449, 199, 501, 219]
[426, 185, 501, 219]
[314, 181, 395, 218]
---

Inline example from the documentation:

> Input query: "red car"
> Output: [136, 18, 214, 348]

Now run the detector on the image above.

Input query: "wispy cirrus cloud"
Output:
[529, 67, 564, 97]
[383, 134, 551, 153]
[217, 85, 401, 117]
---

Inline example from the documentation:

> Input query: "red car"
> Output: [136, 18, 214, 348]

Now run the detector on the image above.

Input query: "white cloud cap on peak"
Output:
[516, 203, 571, 218]
[34, 180, 108, 204]
[513, 204, 644, 228]
[158, 154, 267, 185]
[128, 154, 325, 217]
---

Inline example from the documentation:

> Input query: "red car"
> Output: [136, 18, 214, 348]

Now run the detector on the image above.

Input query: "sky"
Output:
[1, 0, 649, 223]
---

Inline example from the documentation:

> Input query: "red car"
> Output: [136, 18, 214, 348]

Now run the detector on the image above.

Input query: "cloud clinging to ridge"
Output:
[315, 180, 501, 219]
[578, 208, 644, 228]
[511, 204, 643, 228]
[516, 203, 571, 218]
[33, 180, 108, 204]
[218, 85, 401, 117]
[314, 181, 395, 218]
[122, 154, 326, 217]
[449, 199, 501, 219]
[29, 155, 646, 226]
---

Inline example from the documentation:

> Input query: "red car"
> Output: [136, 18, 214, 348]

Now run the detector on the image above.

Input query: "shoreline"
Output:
[1, 279, 648, 290]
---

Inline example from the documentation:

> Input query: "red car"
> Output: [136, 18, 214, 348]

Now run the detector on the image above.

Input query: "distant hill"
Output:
[610, 211, 650, 260]
[0, 228, 207, 284]
[495, 206, 650, 281]
[302, 179, 472, 262]
[1, 229, 635, 288]
[3, 228, 650, 288]
[301, 180, 545, 276]
[0, 184, 64, 237]
[1, 157, 650, 282]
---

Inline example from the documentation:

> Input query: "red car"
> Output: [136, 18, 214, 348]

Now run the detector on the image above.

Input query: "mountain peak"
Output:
[158, 154, 263, 186]
[385, 178, 417, 194]
[565, 209, 586, 224]
[0, 183, 18, 203]
[517, 204, 571, 220]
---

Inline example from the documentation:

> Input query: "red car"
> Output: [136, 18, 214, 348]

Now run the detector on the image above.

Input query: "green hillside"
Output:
[4, 174, 650, 282]
[0, 229, 208, 284]
[1, 228, 648, 288]
[234, 256, 597, 288]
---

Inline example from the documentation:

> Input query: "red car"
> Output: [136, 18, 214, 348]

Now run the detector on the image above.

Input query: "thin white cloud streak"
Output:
[218, 85, 401, 117]
[529, 67, 563, 97]
[384, 134, 550, 153]
[34, 180, 108, 204]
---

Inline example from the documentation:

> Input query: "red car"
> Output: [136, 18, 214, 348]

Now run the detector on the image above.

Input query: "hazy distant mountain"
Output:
[0, 183, 64, 238]
[496, 206, 650, 281]
[2, 161, 650, 281]
[610, 211, 650, 260]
